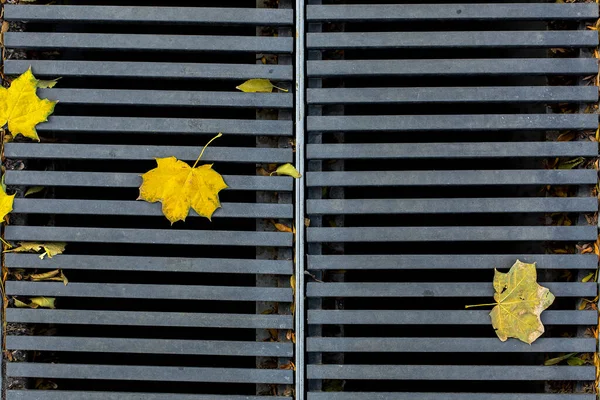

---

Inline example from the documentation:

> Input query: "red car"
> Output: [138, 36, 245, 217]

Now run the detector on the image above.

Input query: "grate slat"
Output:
[307, 226, 597, 242]
[306, 337, 596, 353]
[13, 199, 292, 219]
[5, 254, 293, 274]
[307, 365, 595, 381]
[5, 226, 293, 247]
[7, 309, 293, 329]
[7, 337, 293, 357]
[5, 144, 293, 163]
[5, 60, 293, 80]
[308, 87, 599, 105]
[5, 5, 294, 25]
[308, 31, 598, 49]
[307, 254, 598, 270]
[308, 310, 598, 325]
[306, 4, 599, 22]
[307, 142, 599, 159]
[307, 198, 598, 214]
[38, 88, 293, 108]
[5, 171, 292, 191]
[6, 282, 293, 302]
[8, 364, 293, 384]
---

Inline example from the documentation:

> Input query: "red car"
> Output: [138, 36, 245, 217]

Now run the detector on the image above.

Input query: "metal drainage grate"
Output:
[3, 2, 295, 399]
[304, 1, 599, 399]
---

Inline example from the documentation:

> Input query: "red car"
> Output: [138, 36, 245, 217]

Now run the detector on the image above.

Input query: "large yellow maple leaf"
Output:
[467, 260, 555, 344]
[138, 134, 228, 224]
[0, 68, 57, 141]
[0, 183, 15, 222]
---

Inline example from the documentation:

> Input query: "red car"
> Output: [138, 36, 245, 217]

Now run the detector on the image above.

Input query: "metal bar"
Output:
[5, 226, 293, 247]
[5, 171, 292, 191]
[6, 309, 293, 329]
[6, 33, 293, 53]
[307, 254, 598, 270]
[8, 392, 291, 400]
[5, 5, 294, 25]
[306, 170, 597, 187]
[39, 88, 293, 108]
[307, 226, 596, 243]
[307, 394, 595, 400]
[5, 60, 293, 80]
[308, 31, 598, 49]
[7, 336, 293, 357]
[13, 199, 292, 219]
[5, 144, 293, 163]
[7, 363, 293, 384]
[5, 253, 292, 274]
[306, 4, 599, 21]
[308, 86, 599, 105]
[307, 310, 597, 325]
[306, 337, 596, 353]
[36, 116, 292, 136]
[307, 114, 598, 132]
[294, 0, 306, 398]
[6, 282, 292, 302]
[307, 198, 598, 215]
[307, 365, 595, 381]
[306, 142, 599, 159]
[307, 59, 599, 77]
[306, 282, 595, 298]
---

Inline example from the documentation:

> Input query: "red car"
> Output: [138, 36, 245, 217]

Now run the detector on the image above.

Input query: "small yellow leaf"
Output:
[545, 352, 577, 366]
[138, 135, 228, 224]
[0, 68, 57, 141]
[6, 242, 66, 259]
[236, 79, 288, 93]
[0, 181, 15, 222]
[24, 186, 45, 197]
[273, 163, 301, 178]
[36, 78, 60, 89]
[30, 297, 55, 309]
[582, 272, 595, 283]
[290, 274, 296, 297]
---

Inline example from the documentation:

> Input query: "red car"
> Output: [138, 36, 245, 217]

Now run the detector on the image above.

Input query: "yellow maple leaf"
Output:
[236, 79, 288, 93]
[0, 68, 57, 141]
[138, 133, 228, 224]
[0, 181, 15, 222]
[467, 260, 555, 344]
[5, 242, 66, 259]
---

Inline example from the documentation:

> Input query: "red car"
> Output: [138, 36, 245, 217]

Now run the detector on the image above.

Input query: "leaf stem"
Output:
[465, 302, 498, 309]
[193, 132, 222, 168]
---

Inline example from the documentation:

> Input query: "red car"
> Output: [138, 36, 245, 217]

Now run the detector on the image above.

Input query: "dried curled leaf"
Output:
[273, 163, 302, 178]
[468, 260, 554, 344]
[0, 68, 57, 141]
[138, 134, 228, 224]
[14, 296, 55, 309]
[6, 242, 66, 259]
[30, 269, 68, 285]
[236, 79, 288, 93]
[0, 181, 15, 222]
